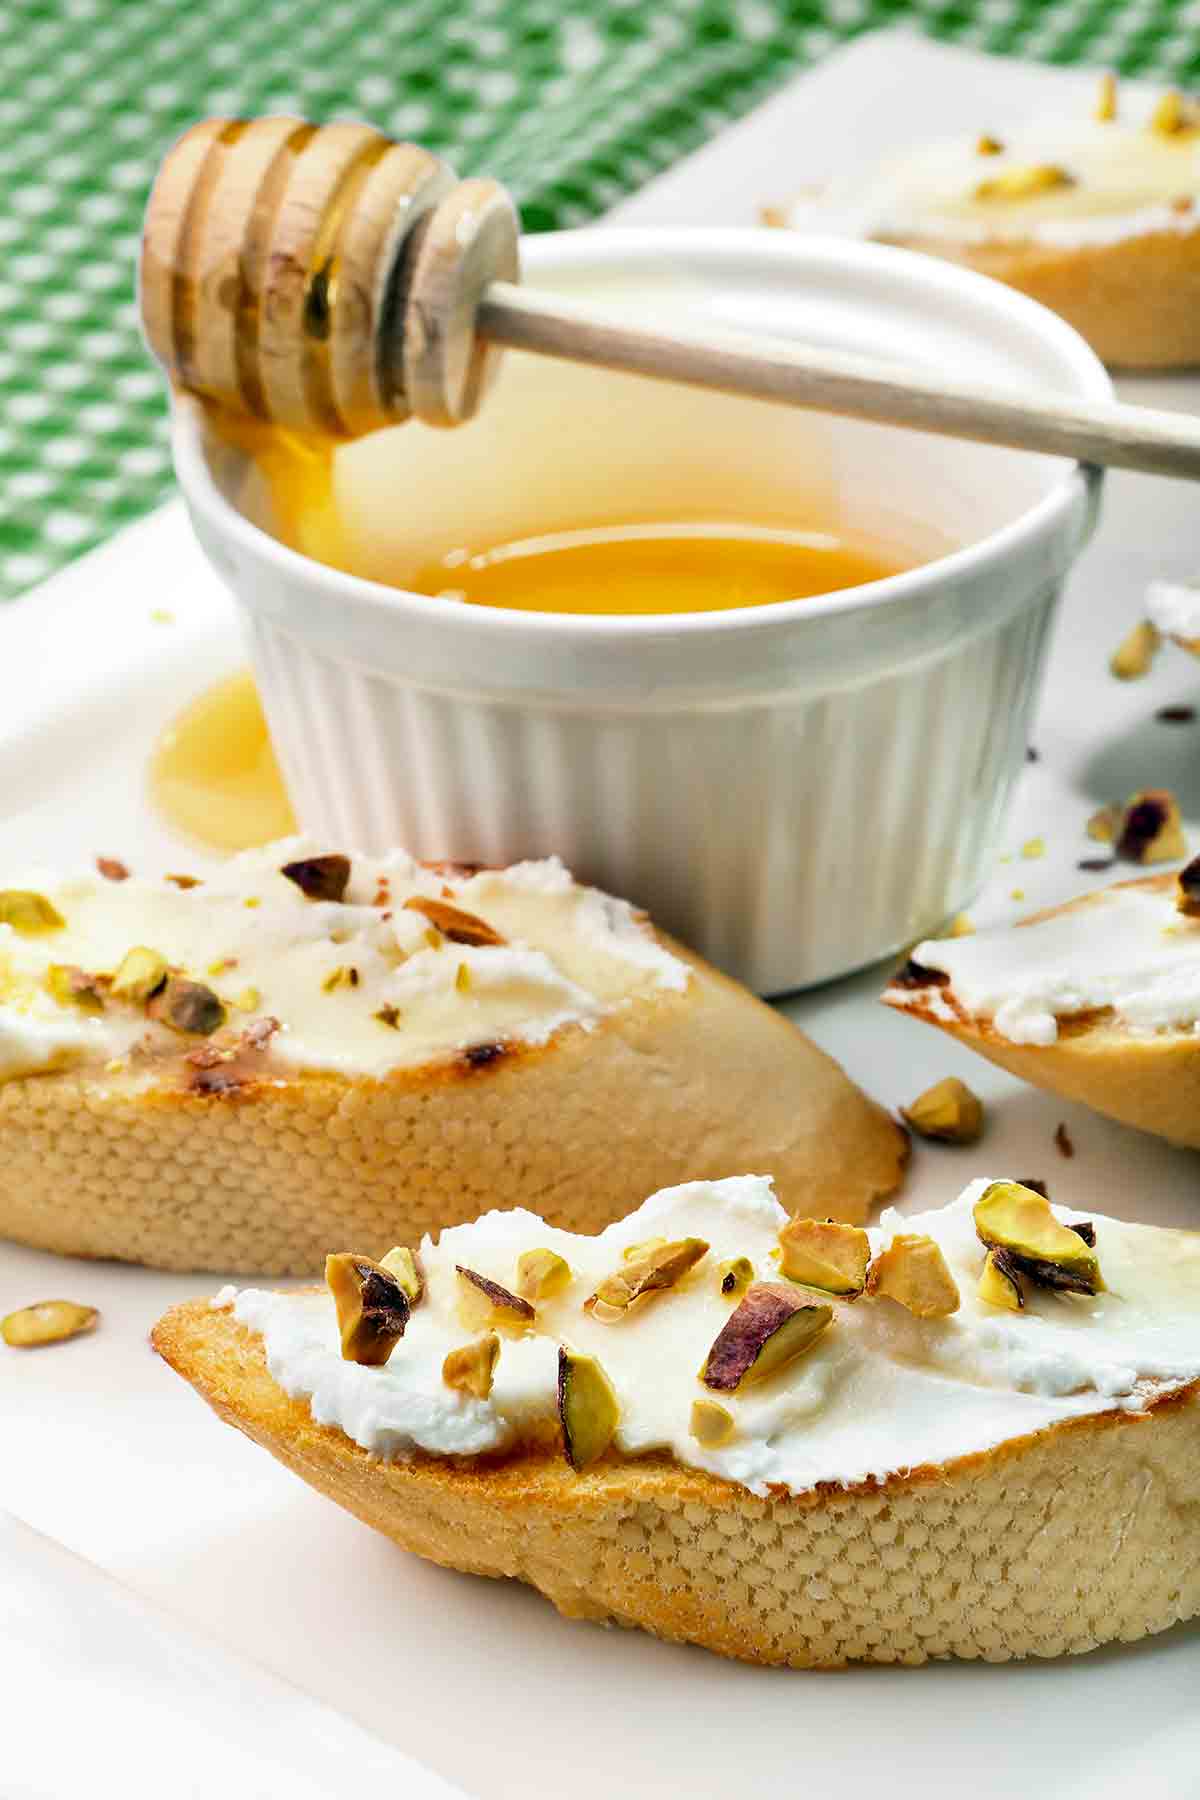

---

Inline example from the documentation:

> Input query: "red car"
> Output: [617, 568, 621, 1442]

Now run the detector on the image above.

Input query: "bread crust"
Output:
[154, 1299, 1200, 1667]
[0, 938, 905, 1273]
[881, 227, 1200, 371]
[883, 875, 1200, 1148]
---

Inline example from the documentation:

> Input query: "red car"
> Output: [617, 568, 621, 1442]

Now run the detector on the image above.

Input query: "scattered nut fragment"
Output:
[1115, 789, 1187, 864]
[690, 1398, 736, 1448]
[379, 1246, 424, 1304]
[403, 896, 506, 946]
[443, 1332, 500, 1400]
[1095, 71, 1117, 122]
[973, 1180, 1103, 1295]
[716, 1255, 754, 1299]
[325, 1253, 411, 1365]
[558, 1347, 620, 1470]
[1086, 805, 1118, 844]
[110, 946, 169, 1004]
[701, 1284, 832, 1393]
[455, 962, 471, 993]
[374, 1004, 401, 1029]
[977, 1248, 1024, 1312]
[165, 873, 202, 890]
[1054, 1121, 1075, 1159]
[515, 1248, 572, 1303]
[2, 1299, 98, 1348]
[1157, 704, 1196, 724]
[946, 912, 975, 938]
[585, 1238, 709, 1322]
[0, 890, 64, 936]
[281, 855, 351, 902]
[1148, 88, 1197, 135]
[456, 1265, 535, 1333]
[1109, 619, 1160, 680]
[866, 1235, 960, 1317]
[974, 163, 1074, 201]
[777, 1218, 871, 1296]
[45, 964, 106, 1011]
[901, 1076, 984, 1145]
[1177, 855, 1200, 918]
[976, 132, 1004, 154]
[1021, 837, 1045, 860]
[95, 856, 129, 882]
[147, 975, 226, 1036]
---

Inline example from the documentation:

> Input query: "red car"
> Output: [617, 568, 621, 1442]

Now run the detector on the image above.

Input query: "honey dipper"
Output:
[142, 118, 1200, 479]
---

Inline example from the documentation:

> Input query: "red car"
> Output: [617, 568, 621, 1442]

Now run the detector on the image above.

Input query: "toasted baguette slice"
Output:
[882, 874, 1200, 1146]
[154, 1300, 1200, 1668]
[769, 78, 1200, 369]
[0, 845, 904, 1272]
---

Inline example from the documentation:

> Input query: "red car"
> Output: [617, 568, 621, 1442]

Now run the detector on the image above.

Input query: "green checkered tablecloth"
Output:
[3, 0, 1199, 603]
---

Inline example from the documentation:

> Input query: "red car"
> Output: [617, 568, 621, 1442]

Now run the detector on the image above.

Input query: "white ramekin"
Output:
[173, 229, 1107, 995]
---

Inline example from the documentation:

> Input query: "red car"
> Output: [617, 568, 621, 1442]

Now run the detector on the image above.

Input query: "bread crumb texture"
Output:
[156, 1304, 1200, 1667]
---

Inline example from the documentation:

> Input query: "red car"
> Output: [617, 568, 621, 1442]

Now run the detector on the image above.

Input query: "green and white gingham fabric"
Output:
[2, 0, 1200, 602]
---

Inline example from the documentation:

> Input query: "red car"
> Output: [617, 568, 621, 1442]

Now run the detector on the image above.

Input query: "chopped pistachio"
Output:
[978, 1248, 1024, 1312]
[45, 964, 106, 1011]
[974, 163, 1074, 201]
[0, 890, 64, 936]
[147, 976, 226, 1036]
[1177, 854, 1200, 917]
[404, 895, 505, 946]
[1095, 71, 1118, 122]
[379, 1246, 424, 1304]
[586, 1238, 709, 1322]
[778, 1217, 871, 1296]
[690, 1398, 736, 1448]
[207, 957, 237, 978]
[2, 1299, 98, 1348]
[621, 1236, 668, 1262]
[716, 1255, 755, 1299]
[1109, 619, 1160, 680]
[901, 1076, 984, 1145]
[1010, 889, 1026, 902]
[515, 1248, 572, 1303]
[280, 855, 351, 902]
[1021, 837, 1045, 860]
[455, 961, 471, 993]
[442, 1332, 500, 1400]
[1087, 804, 1118, 844]
[558, 1347, 620, 1470]
[976, 132, 1004, 155]
[325, 1252, 411, 1365]
[233, 987, 260, 1012]
[974, 1180, 1103, 1294]
[1148, 89, 1195, 135]
[947, 912, 975, 938]
[866, 1234, 960, 1317]
[1115, 789, 1187, 864]
[701, 1284, 832, 1392]
[456, 1265, 535, 1333]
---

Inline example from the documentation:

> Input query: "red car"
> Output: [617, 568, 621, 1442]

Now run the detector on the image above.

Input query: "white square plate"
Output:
[1, 30, 1197, 1797]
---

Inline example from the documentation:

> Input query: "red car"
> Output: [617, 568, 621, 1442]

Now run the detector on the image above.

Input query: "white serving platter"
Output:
[0, 30, 1197, 1799]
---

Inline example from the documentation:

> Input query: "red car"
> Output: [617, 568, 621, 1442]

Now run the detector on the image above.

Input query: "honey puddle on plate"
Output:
[150, 671, 295, 852]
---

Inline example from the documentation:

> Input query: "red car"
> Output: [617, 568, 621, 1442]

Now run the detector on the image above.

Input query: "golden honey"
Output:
[150, 670, 295, 851]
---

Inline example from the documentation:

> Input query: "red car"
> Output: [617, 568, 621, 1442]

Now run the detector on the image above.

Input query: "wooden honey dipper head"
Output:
[140, 117, 519, 435]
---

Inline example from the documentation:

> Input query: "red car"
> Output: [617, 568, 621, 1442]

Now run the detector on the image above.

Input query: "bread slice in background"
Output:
[882, 874, 1200, 1147]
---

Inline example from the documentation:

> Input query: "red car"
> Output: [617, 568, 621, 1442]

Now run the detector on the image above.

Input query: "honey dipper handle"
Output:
[478, 281, 1200, 482]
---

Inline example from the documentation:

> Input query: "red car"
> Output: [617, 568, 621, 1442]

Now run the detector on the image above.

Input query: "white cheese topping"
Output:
[894, 883, 1200, 1045]
[788, 102, 1200, 249]
[1147, 576, 1200, 644]
[229, 1176, 1200, 1499]
[0, 838, 687, 1083]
